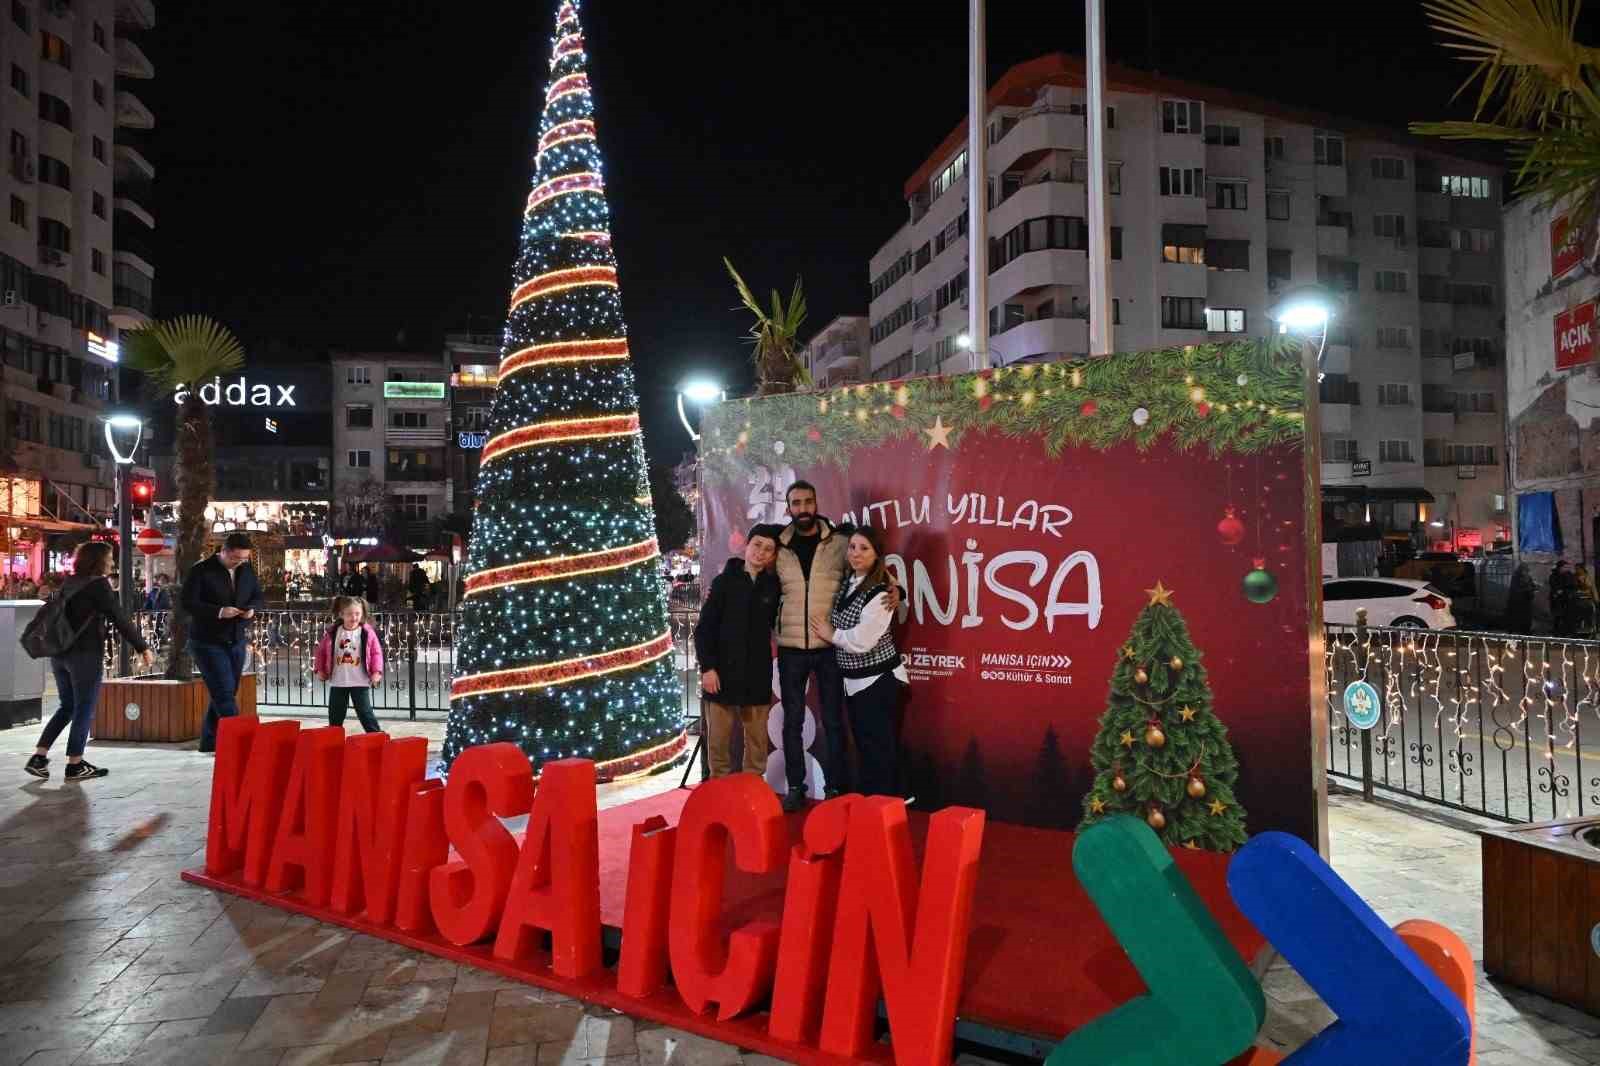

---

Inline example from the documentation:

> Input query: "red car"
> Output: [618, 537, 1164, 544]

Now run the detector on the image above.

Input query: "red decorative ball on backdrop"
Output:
[805, 426, 821, 443]
[1195, 401, 1211, 418]
[890, 405, 907, 420]
[979, 396, 993, 411]
[1080, 401, 1099, 417]
[1217, 507, 1245, 546]
[727, 531, 746, 554]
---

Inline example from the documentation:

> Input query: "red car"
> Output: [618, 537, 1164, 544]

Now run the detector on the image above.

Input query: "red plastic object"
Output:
[430, 743, 535, 945]
[818, 798, 986, 1066]
[494, 758, 602, 977]
[668, 773, 786, 1020]
[329, 734, 429, 925]
[205, 716, 300, 886]
[616, 815, 675, 999]
[394, 780, 447, 934]
[264, 725, 346, 904]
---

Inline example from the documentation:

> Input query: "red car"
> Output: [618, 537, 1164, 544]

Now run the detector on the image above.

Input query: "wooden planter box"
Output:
[93, 673, 258, 743]
[1483, 817, 1600, 1014]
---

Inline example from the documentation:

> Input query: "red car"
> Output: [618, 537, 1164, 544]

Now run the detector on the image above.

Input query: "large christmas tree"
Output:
[441, 0, 684, 778]
[1080, 583, 1248, 851]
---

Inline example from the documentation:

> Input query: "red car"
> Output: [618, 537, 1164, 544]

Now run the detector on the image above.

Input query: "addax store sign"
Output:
[1556, 302, 1596, 371]
[173, 376, 297, 407]
[700, 342, 1319, 845]
[190, 723, 984, 1066]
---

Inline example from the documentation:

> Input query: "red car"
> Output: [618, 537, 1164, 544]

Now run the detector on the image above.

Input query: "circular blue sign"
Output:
[1343, 680, 1381, 731]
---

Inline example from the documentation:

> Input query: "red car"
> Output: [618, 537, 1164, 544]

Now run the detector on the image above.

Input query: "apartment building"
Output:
[0, 0, 155, 580]
[445, 330, 498, 517]
[801, 314, 868, 388]
[867, 54, 1508, 547]
[331, 351, 451, 550]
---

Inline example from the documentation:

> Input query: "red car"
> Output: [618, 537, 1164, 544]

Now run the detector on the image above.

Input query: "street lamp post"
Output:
[675, 379, 725, 443]
[104, 414, 143, 675]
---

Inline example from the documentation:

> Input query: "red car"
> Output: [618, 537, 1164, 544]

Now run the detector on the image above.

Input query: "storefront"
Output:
[147, 500, 332, 600]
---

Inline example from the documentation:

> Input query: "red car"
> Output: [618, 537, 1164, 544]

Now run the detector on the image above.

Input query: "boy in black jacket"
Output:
[694, 524, 781, 778]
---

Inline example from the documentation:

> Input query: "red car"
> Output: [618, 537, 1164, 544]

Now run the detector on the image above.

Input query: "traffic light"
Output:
[130, 475, 155, 504]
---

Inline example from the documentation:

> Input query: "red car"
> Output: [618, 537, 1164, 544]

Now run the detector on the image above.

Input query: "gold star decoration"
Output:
[1145, 581, 1175, 607]
[1121, 644, 1136, 661]
[1209, 799, 1228, 817]
[1089, 796, 1106, 814]
[1183, 841, 1200, 850]
[1119, 730, 1135, 748]
[1179, 705, 1198, 722]
[923, 416, 953, 450]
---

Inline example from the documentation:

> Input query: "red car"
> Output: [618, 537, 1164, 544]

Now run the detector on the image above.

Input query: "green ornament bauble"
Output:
[1242, 561, 1278, 605]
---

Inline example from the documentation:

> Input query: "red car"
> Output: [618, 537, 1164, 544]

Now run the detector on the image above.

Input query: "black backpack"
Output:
[19, 578, 97, 660]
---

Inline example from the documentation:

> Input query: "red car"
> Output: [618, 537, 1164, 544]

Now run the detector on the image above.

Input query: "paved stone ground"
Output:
[0, 711, 1598, 1065]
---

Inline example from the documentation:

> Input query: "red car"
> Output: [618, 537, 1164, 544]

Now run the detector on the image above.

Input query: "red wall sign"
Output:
[1552, 214, 1586, 281]
[1556, 302, 1597, 371]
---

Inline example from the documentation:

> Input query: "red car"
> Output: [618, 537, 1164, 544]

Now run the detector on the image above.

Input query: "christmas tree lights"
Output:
[441, 0, 684, 778]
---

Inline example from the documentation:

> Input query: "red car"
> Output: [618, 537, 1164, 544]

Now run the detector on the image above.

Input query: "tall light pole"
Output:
[104, 413, 143, 674]
[675, 379, 724, 443]
[966, 0, 989, 372]
[1085, 0, 1113, 355]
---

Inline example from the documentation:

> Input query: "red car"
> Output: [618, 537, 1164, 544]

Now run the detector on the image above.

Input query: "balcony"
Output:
[384, 425, 447, 446]
[113, 144, 155, 183]
[115, 88, 155, 131]
[35, 245, 70, 276]
[111, 285, 152, 329]
[115, 37, 154, 78]
[1314, 164, 1348, 198]
[385, 466, 446, 483]
[1321, 343, 1352, 375]
[990, 315, 1088, 364]
[115, 0, 155, 30]
[1319, 381, 1360, 405]
[114, 188, 154, 229]
[990, 179, 1087, 240]
[991, 248, 1086, 301]
[989, 106, 1087, 177]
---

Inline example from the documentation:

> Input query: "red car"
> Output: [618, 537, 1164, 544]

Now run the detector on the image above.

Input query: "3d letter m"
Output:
[204, 716, 300, 885]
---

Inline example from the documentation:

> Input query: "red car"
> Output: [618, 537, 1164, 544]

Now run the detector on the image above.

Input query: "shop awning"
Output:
[1320, 487, 1435, 503]
[6, 516, 101, 535]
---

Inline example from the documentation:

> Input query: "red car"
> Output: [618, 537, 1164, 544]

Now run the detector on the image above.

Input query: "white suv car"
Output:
[1323, 578, 1457, 630]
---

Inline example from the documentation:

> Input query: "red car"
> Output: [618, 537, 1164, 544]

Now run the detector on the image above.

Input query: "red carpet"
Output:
[598, 789, 1267, 1040]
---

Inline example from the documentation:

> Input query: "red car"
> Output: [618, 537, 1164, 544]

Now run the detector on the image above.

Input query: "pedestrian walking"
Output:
[313, 595, 384, 733]
[408, 564, 431, 611]
[810, 526, 908, 798]
[693, 525, 781, 778]
[182, 532, 265, 753]
[23, 541, 153, 780]
[342, 564, 367, 599]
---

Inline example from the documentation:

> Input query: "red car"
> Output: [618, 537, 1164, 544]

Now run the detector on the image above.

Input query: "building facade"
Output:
[0, 0, 155, 580]
[801, 314, 868, 388]
[330, 350, 451, 551]
[867, 54, 1508, 548]
[445, 331, 497, 520]
[1503, 196, 1600, 582]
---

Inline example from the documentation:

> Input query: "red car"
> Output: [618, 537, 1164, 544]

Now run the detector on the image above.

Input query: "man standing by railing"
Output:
[182, 532, 264, 753]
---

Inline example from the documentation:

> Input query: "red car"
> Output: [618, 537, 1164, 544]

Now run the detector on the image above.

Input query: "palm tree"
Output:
[724, 257, 811, 395]
[1410, 0, 1600, 234]
[121, 316, 245, 678]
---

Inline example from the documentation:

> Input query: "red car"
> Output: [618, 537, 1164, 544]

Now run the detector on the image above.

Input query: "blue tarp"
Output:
[1517, 492, 1563, 553]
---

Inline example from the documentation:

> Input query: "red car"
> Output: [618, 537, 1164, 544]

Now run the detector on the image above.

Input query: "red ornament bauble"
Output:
[1080, 401, 1099, 417]
[1217, 508, 1245, 546]
[805, 426, 822, 443]
[1195, 401, 1211, 418]
[979, 395, 993, 411]
[727, 531, 746, 553]
[891, 404, 907, 420]
[978, 369, 993, 380]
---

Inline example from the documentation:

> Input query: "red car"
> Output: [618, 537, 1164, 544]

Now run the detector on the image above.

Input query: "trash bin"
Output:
[0, 599, 46, 729]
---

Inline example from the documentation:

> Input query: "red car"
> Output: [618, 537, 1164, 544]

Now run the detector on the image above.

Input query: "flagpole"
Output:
[1085, 0, 1113, 355]
[967, 0, 989, 372]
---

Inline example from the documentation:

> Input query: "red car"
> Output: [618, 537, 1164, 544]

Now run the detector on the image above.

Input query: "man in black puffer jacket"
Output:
[693, 525, 781, 778]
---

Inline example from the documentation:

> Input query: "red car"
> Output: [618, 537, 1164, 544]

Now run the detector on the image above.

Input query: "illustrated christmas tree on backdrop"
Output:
[441, 0, 683, 777]
[1080, 582, 1248, 851]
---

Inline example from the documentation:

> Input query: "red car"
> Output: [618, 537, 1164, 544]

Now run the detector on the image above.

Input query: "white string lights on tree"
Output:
[440, 0, 684, 779]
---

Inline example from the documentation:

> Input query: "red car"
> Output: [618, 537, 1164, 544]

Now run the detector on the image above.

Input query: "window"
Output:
[1206, 307, 1246, 333]
[391, 494, 428, 522]
[91, 191, 104, 218]
[1161, 223, 1206, 265]
[913, 242, 931, 272]
[912, 294, 932, 320]
[1457, 391, 1497, 413]
[347, 449, 372, 468]
[91, 137, 104, 162]
[930, 150, 966, 201]
[8, 195, 23, 229]
[1442, 175, 1492, 199]
[1323, 437, 1360, 462]
[1376, 326, 1412, 349]
[934, 268, 967, 312]
[458, 405, 492, 431]
[933, 211, 968, 255]
[345, 404, 373, 428]
[36, 155, 69, 190]
[1110, 225, 1123, 259]
[38, 93, 71, 129]
[1451, 282, 1494, 306]
[1377, 383, 1412, 406]
[1209, 179, 1247, 210]
[10, 401, 39, 442]
[1370, 156, 1407, 180]
[346, 365, 371, 385]
[92, 21, 106, 48]
[1108, 161, 1121, 195]
[1161, 99, 1203, 134]
[1206, 238, 1250, 271]
[1159, 166, 1204, 197]
[1266, 189, 1290, 220]
[1264, 135, 1286, 161]
[1419, 274, 1450, 302]
[870, 252, 912, 299]
[1314, 129, 1345, 166]
[1204, 123, 1242, 147]
[1161, 296, 1206, 329]
[1105, 106, 1116, 129]
[988, 215, 1100, 271]
[10, 63, 28, 98]
[40, 32, 70, 70]
[1318, 258, 1358, 292]
[1448, 443, 1496, 465]
[1451, 227, 1495, 252]
[92, 80, 104, 107]
[390, 410, 430, 429]
[870, 300, 912, 343]
[1372, 213, 1406, 241]
[11, 0, 26, 30]
[1268, 248, 1291, 282]
[37, 217, 68, 251]
[90, 248, 104, 275]
[1379, 439, 1414, 463]
[1374, 270, 1408, 293]
[1454, 336, 1495, 359]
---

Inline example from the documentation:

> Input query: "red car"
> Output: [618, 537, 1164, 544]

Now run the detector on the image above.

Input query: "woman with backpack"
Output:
[24, 541, 153, 781]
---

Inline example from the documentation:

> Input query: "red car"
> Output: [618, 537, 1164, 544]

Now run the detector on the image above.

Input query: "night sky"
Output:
[148, 0, 1522, 462]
